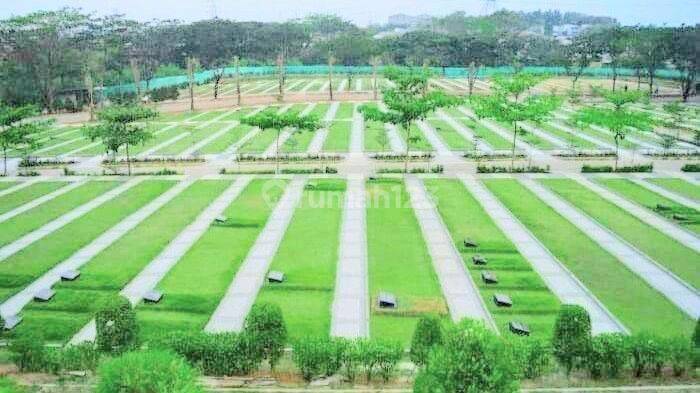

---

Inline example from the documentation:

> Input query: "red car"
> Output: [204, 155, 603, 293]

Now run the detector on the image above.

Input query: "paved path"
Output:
[405, 176, 496, 328]
[307, 102, 339, 154]
[70, 176, 252, 344]
[0, 179, 194, 319]
[330, 176, 369, 337]
[138, 132, 190, 158]
[337, 79, 348, 92]
[205, 177, 306, 332]
[180, 121, 240, 157]
[519, 123, 568, 148]
[547, 121, 617, 150]
[460, 176, 627, 334]
[571, 175, 700, 254]
[519, 177, 700, 319]
[0, 180, 40, 198]
[319, 81, 330, 93]
[415, 120, 453, 156]
[0, 178, 144, 262]
[385, 124, 406, 153]
[350, 104, 364, 154]
[630, 176, 700, 211]
[0, 180, 86, 224]
[436, 109, 493, 153]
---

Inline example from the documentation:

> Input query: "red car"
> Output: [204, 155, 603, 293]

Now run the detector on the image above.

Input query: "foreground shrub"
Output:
[150, 86, 180, 102]
[629, 332, 666, 377]
[410, 315, 443, 366]
[95, 296, 139, 353]
[9, 331, 46, 372]
[414, 319, 518, 393]
[292, 337, 343, 382]
[97, 350, 202, 393]
[681, 163, 700, 172]
[507, 337, 552, 379]
[667, 336, 693, 376]
[581, 164, 653, 173]
[244, 302, 287, 369]
[477, 165, 550, 174]
[585, 333, 628, 379]
[552, 305, 591, 375]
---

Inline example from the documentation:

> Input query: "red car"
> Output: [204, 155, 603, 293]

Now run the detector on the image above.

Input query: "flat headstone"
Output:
[368, 177, 378, 181]
[214, 215, 227, 224]
[34, 288, 55, 302]
[60, 269, 81, 281]
[143, 290, 163, 303]
[472, 254, 487, 265]
[463, 238, 478, 248]
[493, 293, 513, 307]
[378, 292, 397, 309]
[267, 271, 285, 283]
[673, 213, 688, 221]
[509, 321, 530, 336]
[655, 204, 671, 211]
[304, 183, 316, 190]
[481, 271, 498, 284]
[3, 315, 22, 330]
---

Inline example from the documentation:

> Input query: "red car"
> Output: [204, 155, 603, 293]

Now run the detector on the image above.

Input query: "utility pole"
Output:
[328, 52, 335, 101]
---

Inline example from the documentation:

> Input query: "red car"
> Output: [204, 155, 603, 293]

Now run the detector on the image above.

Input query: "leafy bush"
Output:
[629, 332, 666, 377]
[507, 337, 552, 379]
[355, 339, 403, 383]
[97, 350, 202, 393]
[415, 319, 518, 393]
[477, 165, 550, 173]
[149, 86, 180, 102]
[581, 164, 613, 173]
[581, 164, 654, 173]
[292, 337, 334, 382]
[9, 331, 46, 372]
[552, 305, 591, 375]
[682, 163, 700, 172]
[0, 376, 26, 393]
[95, 295, 139, 354]
[61, 343, 101, 372]
[694, 319, 700, 367]
[667, 336, 693, 376]
[585, 333, 629, 379]
[243, 303, 287, 369]
[410, 315, 443, 366]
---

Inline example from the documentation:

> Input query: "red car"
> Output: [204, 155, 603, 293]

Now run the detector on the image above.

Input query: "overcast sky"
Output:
[3, 0, 698, 26]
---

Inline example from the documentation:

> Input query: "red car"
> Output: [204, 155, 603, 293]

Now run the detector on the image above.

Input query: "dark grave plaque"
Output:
[378, 292, 397, 309]
[463, 238, 478, 248]
[267, 271, 285, 283]
[673, 213, 688, 221]
[34, 288, 55, 302]
[656, 203, 671, 211]
[472, 254, 487, 265]
[493, 293, 513, 307]
[143, 290, 163, 303]
[509, 321, 530, 336]
[214, 215, 227, 224]
[304, 183, 317, 190]
[60, 269, 81, 281]
[481, 271, 498, 284]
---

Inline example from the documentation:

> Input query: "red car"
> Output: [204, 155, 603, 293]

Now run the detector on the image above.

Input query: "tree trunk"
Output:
[649, 69, 655, 96]
[511, 122, 518, 170]
[404, 123, 411, 174]
[614, 135, 620, 171]
[2, 147, 7, 176]
[235, 57, 241, 106]
[126, 143, 132, 176]
[612, 66, 617, 92]
[275, 129, 281, 175]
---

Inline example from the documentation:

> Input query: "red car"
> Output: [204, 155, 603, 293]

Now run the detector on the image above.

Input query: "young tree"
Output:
[573, 89, 653, 170]
[84, 104, 158, 175]
[277, 53, 285, 102]
[328, 53, 335, 101]
[358, 66, 462, 173]
[370, 56, 380, 101]
[234, 55, 242, 106]
[244, 302, 287, 370]
[552, 305, 592, 376]
[242, 109, 320, 174]
[669, 25, 698, 102]
[410, 315, 443, 366]
[632, 26, 672, 96]
[471, 73, 562, 169]
[186, 56, 198, 111]
[662, 101, 689, 138]
[564, 33, 601, 89]
[0, 103, 50, 175]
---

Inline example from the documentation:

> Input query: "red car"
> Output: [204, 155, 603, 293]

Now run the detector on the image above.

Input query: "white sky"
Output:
[3, 0, 698, 26]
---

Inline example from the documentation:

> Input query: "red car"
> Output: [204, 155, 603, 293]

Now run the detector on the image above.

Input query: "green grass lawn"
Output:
[0, 181, 68, 214]
[138, 179, 287, 340]
[281, 129, 317, 153]
[0, 180, 175, 305]
[545, 178, 700, 288]
[425, 119, 474, 151]
[492, 120, 556, 150]
[0, 181, 120, 248]
[322, 121, 351, 152]
[647, 178, 700, 201]
[530, 122, 597, 149]
[366, 178, 446, 345]
[156, 122, 230, 155]
[15, 180, 231, 343]
[156, 110, 211, 122]
[440, 108, 513, 150]
[199, 124, 254, 154]
[307, 103, 331, 119]
[0, 182, 18, 192]
[574, 123, 638, 149]
[485, 179, 694, 337]
[255, 179, 345, 341]
[218, 107, 258, 121]
[335, 103, 355, 120]
[397, 124, 434, 151]
[425, 179, 559, 339]
[364, 121, 391, 152]
[238, 129, 279, 153]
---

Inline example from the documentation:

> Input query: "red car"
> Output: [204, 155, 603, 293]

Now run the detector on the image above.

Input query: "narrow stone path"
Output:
[0, 179, 194, 319]
[319, 81, 330, 93]
[436, 109, 493, 153]
[180, 121, 240, 157]
[460, 176, 627, 334]
[205, 176, 306, 332]
[337, 79, 348, 92]
[629, 176, 700, 211]
[385, 124, 406, 153]
[0, 180, 40, 198]
[571, 175, 700, 253]
[307, 102, 339, 154]
[415, 120, 453, 156]
[0, 178, 144, 262]
[331, 176, 369, 338]
[405, 176, 496, 328]
[349, 104, 364, 154]
[520, 177, 700, 319]
[0, 180, 86, 224]
[70, 176, 252, 344]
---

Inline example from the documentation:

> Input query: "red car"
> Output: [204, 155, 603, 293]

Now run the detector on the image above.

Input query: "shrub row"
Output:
[370, 153, 434, 161]
[102, 157, 204, 164]
[464, 152, 527, 160]
[235, 154, 343, 162]
[681, 163, 700, 172]
[581, 164, 654, 173]
[376, 165, 443, 174]
[553, 151, 616, 158]
[149, 86, 180, 102]
[19, 158, 77, 167]
[477, 165, 550, 173]
[8, 331, 100, 374]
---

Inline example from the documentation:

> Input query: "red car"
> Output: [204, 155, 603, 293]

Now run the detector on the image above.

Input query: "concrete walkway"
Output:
[520, 177, 700, 319]
[548, 121, 617, 150]
[0, 178, 144, 262]
[70, 176, 252, 344]
[307, 102, 339, 154]
[0, 179, 194, 319]
[405, 176, 496, 328]
[350, 104, 364, 154]
[0, 180, 86, 224]
[205, 176, 306, 332]
[571, 175, 700, 254]
[0, 180, 39, 198]
[384, 124, 406, 153]
[337, 79, 348, 92]
[436, 109, 493, 153]
[415, 120, 453, 156]
[138, 132, 190, 158]
[460, 176, 627, 335]
[319, 81, 330, 93]
[630, 176, 700, 211]
[330, 176, 369, 338]
[519, 123, 568, 149]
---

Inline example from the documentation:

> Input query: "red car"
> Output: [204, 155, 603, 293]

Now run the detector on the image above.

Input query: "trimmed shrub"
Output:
[477, 165, 550, 174]
[507, 337, 552, 379]
[97, 350, 202, 393]
[61, 343, 101, 372]
[9, 331, 46, 372]
[244, 302, 287, 369]
[292, 337, 334, 382]
[150, 86, 180, 102]
[552, 305, 591, 375]
[410, 315, 443, 366]
[375, 341, 403, 382]
[95, 296, 139, 353]
[629, 332, 666, 377]
[694, 319, 700, 367]
[666, 337, 692, 377]
[585, 333, 629, 379]
[681, 163, 700, 172]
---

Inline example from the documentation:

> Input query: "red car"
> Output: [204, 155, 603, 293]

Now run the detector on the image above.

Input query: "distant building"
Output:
[552, 24, 591, 43]
[387, 14, 432, 28]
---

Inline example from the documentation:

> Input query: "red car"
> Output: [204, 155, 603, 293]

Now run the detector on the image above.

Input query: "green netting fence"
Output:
[104, 65, 684, 96]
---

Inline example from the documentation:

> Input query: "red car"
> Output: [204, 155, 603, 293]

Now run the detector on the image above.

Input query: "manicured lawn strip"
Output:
[238, 129, 278, 153]
[307, 103, 330, 119]
[322, 121, 351, 152]
[255, 179, 345, 340]
[363, 121, 391, 152]
[36, 136, 93, 156]
[156, 111, 209, 122]
[0, 181, 120, 248]
[485, 179, 694, 337]
[17, 180, 231, 342]
[0, 180, 175, 304]
[0, 182, 18, 192]
[492, 120, 556, 150]
[335, 103, 355, 119]
[647, 178, 700, 202]
[0, 181, 68, 214]
[83, 123, 181, 156]
[138, 179, 287, 340]
[199, 124, 254, 154]
[366, 179, 446, 345]
[425, 179, 559, 339]
[425, 119, 474, 150]
[281, 129, 317, 153]
[530, 122, 597, 149]
[459, 117, 513, 150]
[157, 122, 230, 155]
[219, 107, 255, 121]
[397, 124, 434, 151]
[193, 110, 229, 121]
[573, 123, 637, 149]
